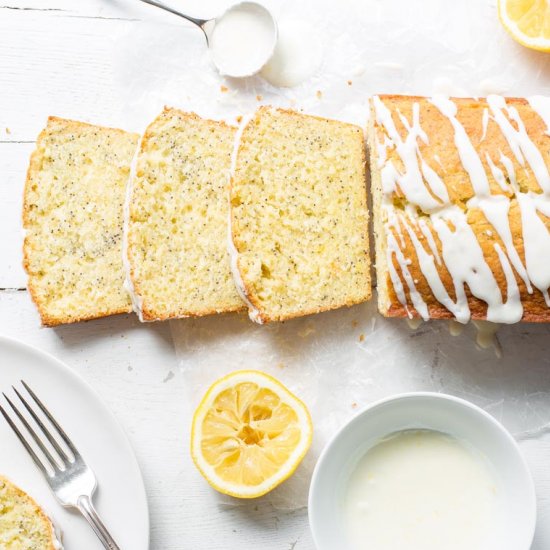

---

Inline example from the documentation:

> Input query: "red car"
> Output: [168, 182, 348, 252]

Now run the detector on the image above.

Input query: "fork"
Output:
[0, 380, 120, 550]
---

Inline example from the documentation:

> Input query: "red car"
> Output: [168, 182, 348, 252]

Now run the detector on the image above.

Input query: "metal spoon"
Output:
[137, 0, 278, 78]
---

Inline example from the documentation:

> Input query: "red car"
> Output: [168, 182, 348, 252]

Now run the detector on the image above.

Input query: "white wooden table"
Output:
[3, 1, 550, 549]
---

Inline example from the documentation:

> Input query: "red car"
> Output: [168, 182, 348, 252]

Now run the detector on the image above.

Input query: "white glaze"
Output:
[516, 192, 550, 306]
[487, 95, 550, 193]
[344, 430, 499, 550]
[494, 243, 522, 321]
[41, 507, 64, 550]
[373, 96, 448, 212]
[472, 320, 503, 358]
[401, 213, 466, 321]
[499, 152, 517, 188]
[429, 95, 490, 196]
[432, 153, 445, 172]
[227, 112, 264, 324]
[481, 107, 489, 142]
[50, 519, 64, 550]
[376, 135, 392, 168]
[405, 205, 520, 324]
[448, 319, 464, 336]
[391, 207, 407, 249]
[432, 205, 521, 324]
[260, 19, 322, 87]
[386, 212, 429, 320]
[406, 317, 423, 329]
[210, 3, 276, 78]
[375, 94, 550, 324]
[485, 153, 509, 192]
[418, 216, 441, 264]
[386, 232, 411, 316]
[468, 194, 531, 293]
[121, 141, 148, 322]
[427, 96, 525, 321]
[419, 153, 449, 204]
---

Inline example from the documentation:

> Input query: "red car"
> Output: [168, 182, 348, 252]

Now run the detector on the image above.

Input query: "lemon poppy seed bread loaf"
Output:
[0, 476, 62, 549]
[229, 107, 371, 323]
[369, 94, 550, 323]
[124, 108, 244, 321]
[23, 117, 139, 326]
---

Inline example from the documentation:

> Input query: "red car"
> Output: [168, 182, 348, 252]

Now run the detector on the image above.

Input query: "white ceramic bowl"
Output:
[308, 392, 536, 550]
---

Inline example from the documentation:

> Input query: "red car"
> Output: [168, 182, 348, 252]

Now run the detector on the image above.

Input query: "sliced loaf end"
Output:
[23, 117, 139, 326]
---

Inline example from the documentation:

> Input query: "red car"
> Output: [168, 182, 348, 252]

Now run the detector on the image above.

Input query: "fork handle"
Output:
[77, 495, 121, 550]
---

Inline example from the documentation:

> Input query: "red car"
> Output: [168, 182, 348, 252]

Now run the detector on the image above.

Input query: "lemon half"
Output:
[191, 370, 313, 498]
[499, 0, 550, 52]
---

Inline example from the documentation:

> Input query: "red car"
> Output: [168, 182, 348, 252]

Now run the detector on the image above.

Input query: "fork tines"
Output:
[0, 381, 78, 476]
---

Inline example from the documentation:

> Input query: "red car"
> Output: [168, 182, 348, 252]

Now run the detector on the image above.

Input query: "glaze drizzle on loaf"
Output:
[370, 94, 550, 324]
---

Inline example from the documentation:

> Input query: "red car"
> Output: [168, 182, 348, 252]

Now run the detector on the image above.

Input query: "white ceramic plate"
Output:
[309, 392, 536, 550]
[0, 335, 149, 549]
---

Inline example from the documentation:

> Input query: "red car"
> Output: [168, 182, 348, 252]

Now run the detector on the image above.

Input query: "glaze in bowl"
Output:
[308, 392, 536, 550]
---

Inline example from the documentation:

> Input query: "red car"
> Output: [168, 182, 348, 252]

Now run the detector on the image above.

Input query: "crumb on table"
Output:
[359, 334, 365, 342]
[220, 85, 229, 93]
[316, 90, 322, 99]
[236, 115, 243, 124]
[256, 94, 263, 101]
[347, 80, 353, 86]
[351, 319, 358, 328]
[298, 325, 315, 338]
[5, 127, 11, 134]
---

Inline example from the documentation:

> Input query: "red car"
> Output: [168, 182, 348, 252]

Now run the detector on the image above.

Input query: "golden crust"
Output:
[234, 258, 370, 323]
[370, 95, 550, 323]
[27, 279, 132, 327]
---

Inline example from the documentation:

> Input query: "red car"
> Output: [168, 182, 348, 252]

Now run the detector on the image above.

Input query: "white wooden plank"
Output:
[0, 2, 229, 143]
[0, 0, 226, 20]
[0, 0, 152, 20]
[0, 11, 132, 141]
[0, 143, 34, 288]
[0, 0, 215, 19]
[1, 0, 110, 12]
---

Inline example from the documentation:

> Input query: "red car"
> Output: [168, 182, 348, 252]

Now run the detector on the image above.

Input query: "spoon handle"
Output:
[137, 0, 208, 28]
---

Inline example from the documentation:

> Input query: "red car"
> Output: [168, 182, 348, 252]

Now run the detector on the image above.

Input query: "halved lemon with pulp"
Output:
[498, 0, 550, 52]
[191, 370, 313, 498]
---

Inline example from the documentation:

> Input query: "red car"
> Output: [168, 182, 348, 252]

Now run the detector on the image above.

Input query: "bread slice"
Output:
[23, 117, 139, 326]
[368, 94, 550, 323]
[229, 107, 371, 323]
[0, 476, 61, 549]
[125, 108, 244, 321]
